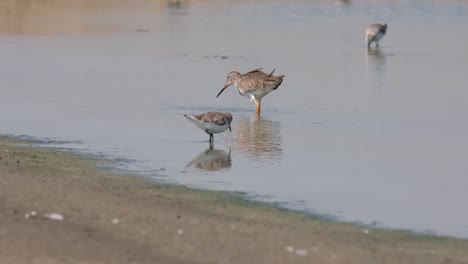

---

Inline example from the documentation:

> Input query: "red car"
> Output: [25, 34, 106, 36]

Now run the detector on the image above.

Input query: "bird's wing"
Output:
[239, 77, 265, 90]
[239, 69, 285, 91]
[197, 112, 228, 126]
[247, 68, 275, 76]
[244, 68, 264, 75]
[262, 74, 285, 86]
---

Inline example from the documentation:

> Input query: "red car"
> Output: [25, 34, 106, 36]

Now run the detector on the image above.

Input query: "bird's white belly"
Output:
[204, 122, 229, 134]
[238, 87, 271, 100]
[186, 115, 229, 134]
[374, 32, 384, 41]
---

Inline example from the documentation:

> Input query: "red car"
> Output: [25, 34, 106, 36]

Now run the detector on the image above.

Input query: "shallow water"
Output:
[1, 0, 468, 238]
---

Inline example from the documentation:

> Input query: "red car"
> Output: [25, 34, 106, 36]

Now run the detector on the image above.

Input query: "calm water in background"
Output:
[1, 0, 468, 238]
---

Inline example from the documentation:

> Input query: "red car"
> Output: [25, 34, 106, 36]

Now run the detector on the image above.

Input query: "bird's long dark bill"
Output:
[216, 84, 230, 98]
[229, 126, 232, 132]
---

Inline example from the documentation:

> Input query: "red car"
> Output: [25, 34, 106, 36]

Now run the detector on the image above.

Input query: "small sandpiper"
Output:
[216, 68, 285, 114]
[366, 23, 387, 48]
[184, 112, 233, 142]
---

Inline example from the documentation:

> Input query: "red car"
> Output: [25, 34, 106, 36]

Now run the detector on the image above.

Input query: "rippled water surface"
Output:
[1, 0, 468, 238]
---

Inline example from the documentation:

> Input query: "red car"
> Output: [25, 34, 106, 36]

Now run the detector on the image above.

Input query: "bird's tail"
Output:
[184, 114, 206, 131]
[269, 68, 276, 76]
[268, 67, 285, 79]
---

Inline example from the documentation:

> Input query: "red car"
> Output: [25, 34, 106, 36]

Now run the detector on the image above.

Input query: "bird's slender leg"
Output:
[205, 130, 214, 142]
[253, 98, 261, 114]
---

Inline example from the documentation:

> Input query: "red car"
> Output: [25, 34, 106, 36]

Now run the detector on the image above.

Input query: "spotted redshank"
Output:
[184, 112, 233, 142]
[216, 68, 285, 114]
[366, 23, 387, 48]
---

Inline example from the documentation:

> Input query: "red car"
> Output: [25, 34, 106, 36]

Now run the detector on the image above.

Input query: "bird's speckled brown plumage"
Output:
[234, 68, 284, 92]
[193, 112, 233, 126]
[217, 68, 285, 114]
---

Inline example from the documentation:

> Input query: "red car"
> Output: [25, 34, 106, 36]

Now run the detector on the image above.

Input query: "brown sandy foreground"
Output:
[0, 136, 467, 264]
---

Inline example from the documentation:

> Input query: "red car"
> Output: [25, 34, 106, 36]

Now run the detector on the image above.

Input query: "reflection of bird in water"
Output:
[366, 48, 387, 72]
[366, 47, 387, 94]
[166, 0, 189, 15]
[339, 0, 351, 6]
[167, 0, 188, 9]
[228, 115, 282, 161]
[366, 48, 386, 64]
[186, 148, 232, 171]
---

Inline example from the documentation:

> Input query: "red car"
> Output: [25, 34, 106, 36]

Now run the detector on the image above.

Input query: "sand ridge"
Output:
[0, 136, 467, 264]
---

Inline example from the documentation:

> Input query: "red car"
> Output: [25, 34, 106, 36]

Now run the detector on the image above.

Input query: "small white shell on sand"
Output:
[111, 218, 120, 224]
[25, 211, 38, 219]
[285, 246, 294, 252]
[177, 229, 183, 235]
[44, 213, 64, 221]
[295, 248, 308, 256]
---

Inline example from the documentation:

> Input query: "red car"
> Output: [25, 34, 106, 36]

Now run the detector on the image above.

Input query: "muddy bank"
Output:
[0, 136, 467, 264]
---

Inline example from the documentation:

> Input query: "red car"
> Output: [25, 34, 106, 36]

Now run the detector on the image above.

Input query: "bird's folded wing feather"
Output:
[196, 113, 227, 126]
[239, 78, 265, 90]
[245, 68, 264, 75]
[240, 69, 284, 90]
[262, 75, 284, 86]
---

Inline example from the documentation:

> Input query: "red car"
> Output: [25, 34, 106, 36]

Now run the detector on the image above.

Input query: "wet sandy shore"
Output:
[0, 136, 467, 264]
